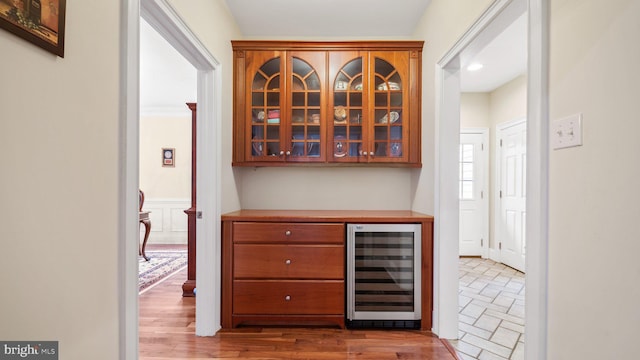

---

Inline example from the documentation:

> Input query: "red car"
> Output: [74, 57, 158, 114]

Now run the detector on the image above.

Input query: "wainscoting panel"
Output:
[140, 198, 189, 244]
[170, 208, 188, 232]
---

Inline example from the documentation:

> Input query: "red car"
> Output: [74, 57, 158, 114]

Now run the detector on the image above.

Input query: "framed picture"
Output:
[0, 0, 66, 57]
[162, 148, 175, 167]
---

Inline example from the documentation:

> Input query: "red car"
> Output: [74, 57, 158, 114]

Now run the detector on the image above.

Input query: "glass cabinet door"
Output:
[372, 56, 405, 160]
[235, 44, 419, 166]
[332, 55, 365, 162]
[250, 56, 282, 159]
[288, 53, 325, 162]
[330, 52, 409, 163]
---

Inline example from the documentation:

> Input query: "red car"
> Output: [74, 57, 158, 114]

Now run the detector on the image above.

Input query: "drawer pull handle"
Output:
[285, 230, 291, 236]
[285, 259, 291, 265]
[285, 295, 291, 301]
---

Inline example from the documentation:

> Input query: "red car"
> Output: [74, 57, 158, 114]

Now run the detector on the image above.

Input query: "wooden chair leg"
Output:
[140, 219, 151, 261]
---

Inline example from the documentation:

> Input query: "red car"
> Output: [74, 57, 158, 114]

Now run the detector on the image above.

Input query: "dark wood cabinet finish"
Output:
[234, 244, 344, 279]
[223, 219, 345, 328]
[233, 281, 344, 315]
[221, 210, 434, 331]
[231, 41, 423, 167]
[233, 222, 344, 243]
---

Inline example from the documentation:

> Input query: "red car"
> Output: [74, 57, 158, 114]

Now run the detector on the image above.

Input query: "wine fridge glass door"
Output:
[347, 223, 421, 322]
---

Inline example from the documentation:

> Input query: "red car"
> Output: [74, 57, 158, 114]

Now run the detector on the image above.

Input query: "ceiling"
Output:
[459, 13, 527, 92]
[140, 18, 197, 115]
[225, 0, 432, 38]
[140, 2, 527, 113]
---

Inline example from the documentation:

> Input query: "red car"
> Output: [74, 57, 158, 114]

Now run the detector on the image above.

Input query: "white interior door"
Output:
[497, 119, 526, 272]
[459, 130, 488, 257]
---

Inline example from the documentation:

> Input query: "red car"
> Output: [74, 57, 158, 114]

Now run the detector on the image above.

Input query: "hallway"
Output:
[450, 258, 525, 359]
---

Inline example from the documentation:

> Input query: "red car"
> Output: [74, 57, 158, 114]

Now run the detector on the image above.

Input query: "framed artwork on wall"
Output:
[162, 148, 175, 167]
[0, 0, 66, 57]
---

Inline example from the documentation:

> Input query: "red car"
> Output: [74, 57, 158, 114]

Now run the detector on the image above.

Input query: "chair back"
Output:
[139, 190, 145, 211]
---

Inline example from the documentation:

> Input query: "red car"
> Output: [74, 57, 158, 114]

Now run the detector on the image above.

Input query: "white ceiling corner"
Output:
[140, 18, 197, 116]
[460, 13, 528, 93]
[224, 0, 432, 38]
[140, 3, 528, 112]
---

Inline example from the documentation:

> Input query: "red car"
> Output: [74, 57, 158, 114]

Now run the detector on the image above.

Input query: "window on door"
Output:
[459, 143, 474, 200]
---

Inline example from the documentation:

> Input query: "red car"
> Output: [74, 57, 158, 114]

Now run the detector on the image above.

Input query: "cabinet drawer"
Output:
[234, 244, 344, 279]
[233, 222, 344, 244]
[234, 280, 344, 315]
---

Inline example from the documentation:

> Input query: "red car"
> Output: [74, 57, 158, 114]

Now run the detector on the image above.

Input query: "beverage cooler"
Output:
[347, 224, 422, 329]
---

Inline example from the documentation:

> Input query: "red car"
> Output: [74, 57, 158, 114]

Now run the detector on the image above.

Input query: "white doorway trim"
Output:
[460, 128, 489, 259]
[119, 2, 141, 358]
[140, 0, 222, 338]
[524, 0, 549, 357]
[435, 1, 549, 360]
[120, 0, 223, 358]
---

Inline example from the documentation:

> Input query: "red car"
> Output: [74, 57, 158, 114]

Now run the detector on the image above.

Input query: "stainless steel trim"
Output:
[347, 223, 422, 322]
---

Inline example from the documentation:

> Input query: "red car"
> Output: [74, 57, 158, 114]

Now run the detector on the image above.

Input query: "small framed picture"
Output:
[162, 148, 175, 167]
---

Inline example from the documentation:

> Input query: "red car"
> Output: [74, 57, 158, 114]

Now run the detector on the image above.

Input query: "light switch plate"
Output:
[552, 113, 583, 150]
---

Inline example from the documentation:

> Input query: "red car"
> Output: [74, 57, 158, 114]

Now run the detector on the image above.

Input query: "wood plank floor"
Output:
[139, 267, 457, 359]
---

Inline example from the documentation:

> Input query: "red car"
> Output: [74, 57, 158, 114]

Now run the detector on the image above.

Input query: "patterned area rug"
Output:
[139, 250, 188, 293]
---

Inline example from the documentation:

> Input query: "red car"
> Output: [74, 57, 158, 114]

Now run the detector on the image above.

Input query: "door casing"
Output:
[435, 1, 549, 359]
[120, 1, 223, 358]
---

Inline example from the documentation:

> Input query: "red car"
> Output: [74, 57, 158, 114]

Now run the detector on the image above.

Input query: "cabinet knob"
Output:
[286, 150, 291, 156]
[285, 295, 291, 301]
[279, 150, 285, 156]
[285, 230, 291, 236]
[362, 151, 369, 156]
[285, 259, 291, 265]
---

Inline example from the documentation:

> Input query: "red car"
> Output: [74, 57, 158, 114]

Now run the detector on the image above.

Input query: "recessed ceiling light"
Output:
[467, 63, 483, 71]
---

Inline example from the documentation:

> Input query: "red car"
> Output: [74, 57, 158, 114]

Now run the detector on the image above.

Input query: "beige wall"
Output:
[460, 77, 527, 136]
[168, 0, 243, 213]
[457, 0, 640, 357]
[0, 0, 241, 358]
[489, 75, 527, 126]
[548, 0, 640, 358]
[139, 114, 191, 244]
[139, 114, 191, 199]
[0, 1, 121, 358]
[411, 0, 495, 215]
[461, 92, 491, 128]
[239, 167, 413, 210]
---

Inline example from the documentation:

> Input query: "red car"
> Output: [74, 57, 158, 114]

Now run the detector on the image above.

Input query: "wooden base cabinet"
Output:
[221, 210, 434, 331]
[223, 219, 345, 328]
[234, 281, 344, 315]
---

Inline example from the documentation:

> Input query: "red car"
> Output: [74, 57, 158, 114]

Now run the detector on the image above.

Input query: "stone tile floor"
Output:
[450, 257, 525, 360]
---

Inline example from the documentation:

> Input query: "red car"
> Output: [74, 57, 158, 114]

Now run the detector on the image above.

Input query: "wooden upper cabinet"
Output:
[232, 41, 423, 167]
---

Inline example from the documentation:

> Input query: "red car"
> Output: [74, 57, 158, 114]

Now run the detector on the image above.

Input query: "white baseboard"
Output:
[140, 198, 190, 244]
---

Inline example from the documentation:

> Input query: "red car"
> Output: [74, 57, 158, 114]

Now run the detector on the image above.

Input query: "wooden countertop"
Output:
[221, 209, 434, 223]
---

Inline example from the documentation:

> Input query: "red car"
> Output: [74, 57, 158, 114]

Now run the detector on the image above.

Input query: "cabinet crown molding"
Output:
[231, 40, 425, 51]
